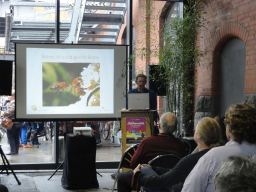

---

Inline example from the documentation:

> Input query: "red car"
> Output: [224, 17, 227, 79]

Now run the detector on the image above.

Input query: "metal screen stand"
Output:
[0, 145, 21, 185]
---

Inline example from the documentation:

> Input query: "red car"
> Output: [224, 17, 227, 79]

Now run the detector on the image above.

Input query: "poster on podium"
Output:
[126, 117, 146, 145]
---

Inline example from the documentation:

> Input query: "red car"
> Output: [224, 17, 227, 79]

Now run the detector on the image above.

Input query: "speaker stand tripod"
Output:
[48, 161, 102, 180]
[48, 132, 102, 181]
[48, 161, 63, 180]
[0, 145, 21, 185]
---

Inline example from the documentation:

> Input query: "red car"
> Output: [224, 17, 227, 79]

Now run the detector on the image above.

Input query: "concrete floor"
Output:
[0, 171, 117, 192]
[0, 131, 122, 164]
[0, 131, 122, 191]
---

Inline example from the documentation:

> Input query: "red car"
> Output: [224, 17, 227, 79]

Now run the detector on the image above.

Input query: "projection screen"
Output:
[15, 43, 127, 120]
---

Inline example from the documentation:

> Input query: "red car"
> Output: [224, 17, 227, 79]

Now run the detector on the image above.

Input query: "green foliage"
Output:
[135, 0, 208, 134]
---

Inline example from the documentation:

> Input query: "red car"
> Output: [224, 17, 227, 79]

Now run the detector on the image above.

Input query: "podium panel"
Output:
[121, 110, 155, 154]
[61, 134, 99, 189]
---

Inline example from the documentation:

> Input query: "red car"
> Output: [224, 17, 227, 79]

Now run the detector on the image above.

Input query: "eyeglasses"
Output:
[137, 81, 146, 83]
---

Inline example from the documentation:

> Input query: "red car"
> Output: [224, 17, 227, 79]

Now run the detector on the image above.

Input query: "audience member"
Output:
[129, 117, 221, 192]
[213, 115, 227, 145]
[117, 112, 186, 192]
[214, 155, 256, 192]
[192, 115, 227, 154]
[131, 112, 185, 169]
[3, 91, 20, 155]
[182, 103, 256, 192]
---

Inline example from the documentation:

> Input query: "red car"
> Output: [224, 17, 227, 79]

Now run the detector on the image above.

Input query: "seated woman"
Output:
[191, 115, 227, 154]
[118, 117, 221, 192]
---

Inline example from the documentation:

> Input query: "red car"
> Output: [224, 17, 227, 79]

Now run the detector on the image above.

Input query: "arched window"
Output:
[164, 2, 183, 46]
[218, 38, 246, 116]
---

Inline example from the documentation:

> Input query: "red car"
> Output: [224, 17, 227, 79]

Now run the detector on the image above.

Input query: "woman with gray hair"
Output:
[214, 155, 256, 192]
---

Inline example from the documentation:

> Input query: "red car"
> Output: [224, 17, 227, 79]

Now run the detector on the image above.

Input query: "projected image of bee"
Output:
[50, 81, 69, 94]
[70, 77, 87, 96]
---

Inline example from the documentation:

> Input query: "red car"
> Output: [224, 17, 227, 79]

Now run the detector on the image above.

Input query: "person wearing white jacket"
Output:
[182, 103, 256, 192]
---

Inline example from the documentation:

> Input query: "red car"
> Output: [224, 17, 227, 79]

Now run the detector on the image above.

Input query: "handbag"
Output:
[1, 117, 14, 130]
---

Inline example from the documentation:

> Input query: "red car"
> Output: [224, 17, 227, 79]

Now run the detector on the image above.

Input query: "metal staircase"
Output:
[78, 0, 126, 44]
[5, 0, 126, 52]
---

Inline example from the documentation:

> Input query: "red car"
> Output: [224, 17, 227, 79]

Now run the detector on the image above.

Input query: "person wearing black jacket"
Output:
[118, 117, 221, 192]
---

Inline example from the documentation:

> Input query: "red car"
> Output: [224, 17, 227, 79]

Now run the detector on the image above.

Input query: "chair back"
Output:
[120, 143, 139, 168]
[148, 154, 181, 169]
[179, 139, 192, 155]
[111, 143, 139, 191]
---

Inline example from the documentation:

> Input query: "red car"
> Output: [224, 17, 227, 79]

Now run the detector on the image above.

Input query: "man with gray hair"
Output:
[159, 112, 178, 133]
[214, 155, 256, 192]
[130, 112, 185, 169]
[117, 112, 185, 192]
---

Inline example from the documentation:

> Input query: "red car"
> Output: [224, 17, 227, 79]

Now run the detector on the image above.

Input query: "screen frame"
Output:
[15, 43, 127, 121]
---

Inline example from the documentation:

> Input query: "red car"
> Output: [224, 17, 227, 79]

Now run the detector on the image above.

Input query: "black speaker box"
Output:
[0, 60, 13, 96]
[148, 65, 166, 96]
[61, 135, 99, 189]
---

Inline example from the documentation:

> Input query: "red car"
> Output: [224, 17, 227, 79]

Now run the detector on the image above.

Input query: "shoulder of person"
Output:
[145, 88, 153, 92]
[128, 89, 137, 93]
[187, 149, 210, 159]
[143, 134, 166, 143]
[198, 146, 224, 164]
[139, 135, 156, 143]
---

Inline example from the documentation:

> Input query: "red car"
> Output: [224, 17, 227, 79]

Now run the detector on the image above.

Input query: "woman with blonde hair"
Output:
[194, 117, 221, 150]
[118, 117, 221, 192]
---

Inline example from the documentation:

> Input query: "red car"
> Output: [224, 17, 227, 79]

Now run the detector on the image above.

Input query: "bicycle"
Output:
[44, 121, 53, 141]
[99, 121, 110, 140]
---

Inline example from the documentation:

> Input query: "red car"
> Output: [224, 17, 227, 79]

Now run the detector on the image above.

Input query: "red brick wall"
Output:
[116, 0, 256, 119]
[117, 1, 171, 113]
[117, 1, 169, 74]
[195, 0, 256, 100]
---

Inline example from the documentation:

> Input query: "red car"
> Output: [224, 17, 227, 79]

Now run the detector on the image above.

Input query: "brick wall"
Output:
[117, 1, 169, 75]
[195, 0, 256, 99]
[116, 0, 256, 125]
[117, 1, 171, 113]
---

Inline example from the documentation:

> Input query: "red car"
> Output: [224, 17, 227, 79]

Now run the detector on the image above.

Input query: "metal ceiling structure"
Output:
[0, 17, 5, 37]
[3, 0, 126, 52]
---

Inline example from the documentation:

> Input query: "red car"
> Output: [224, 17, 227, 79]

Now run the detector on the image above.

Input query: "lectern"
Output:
[121, 110, 155, 154]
